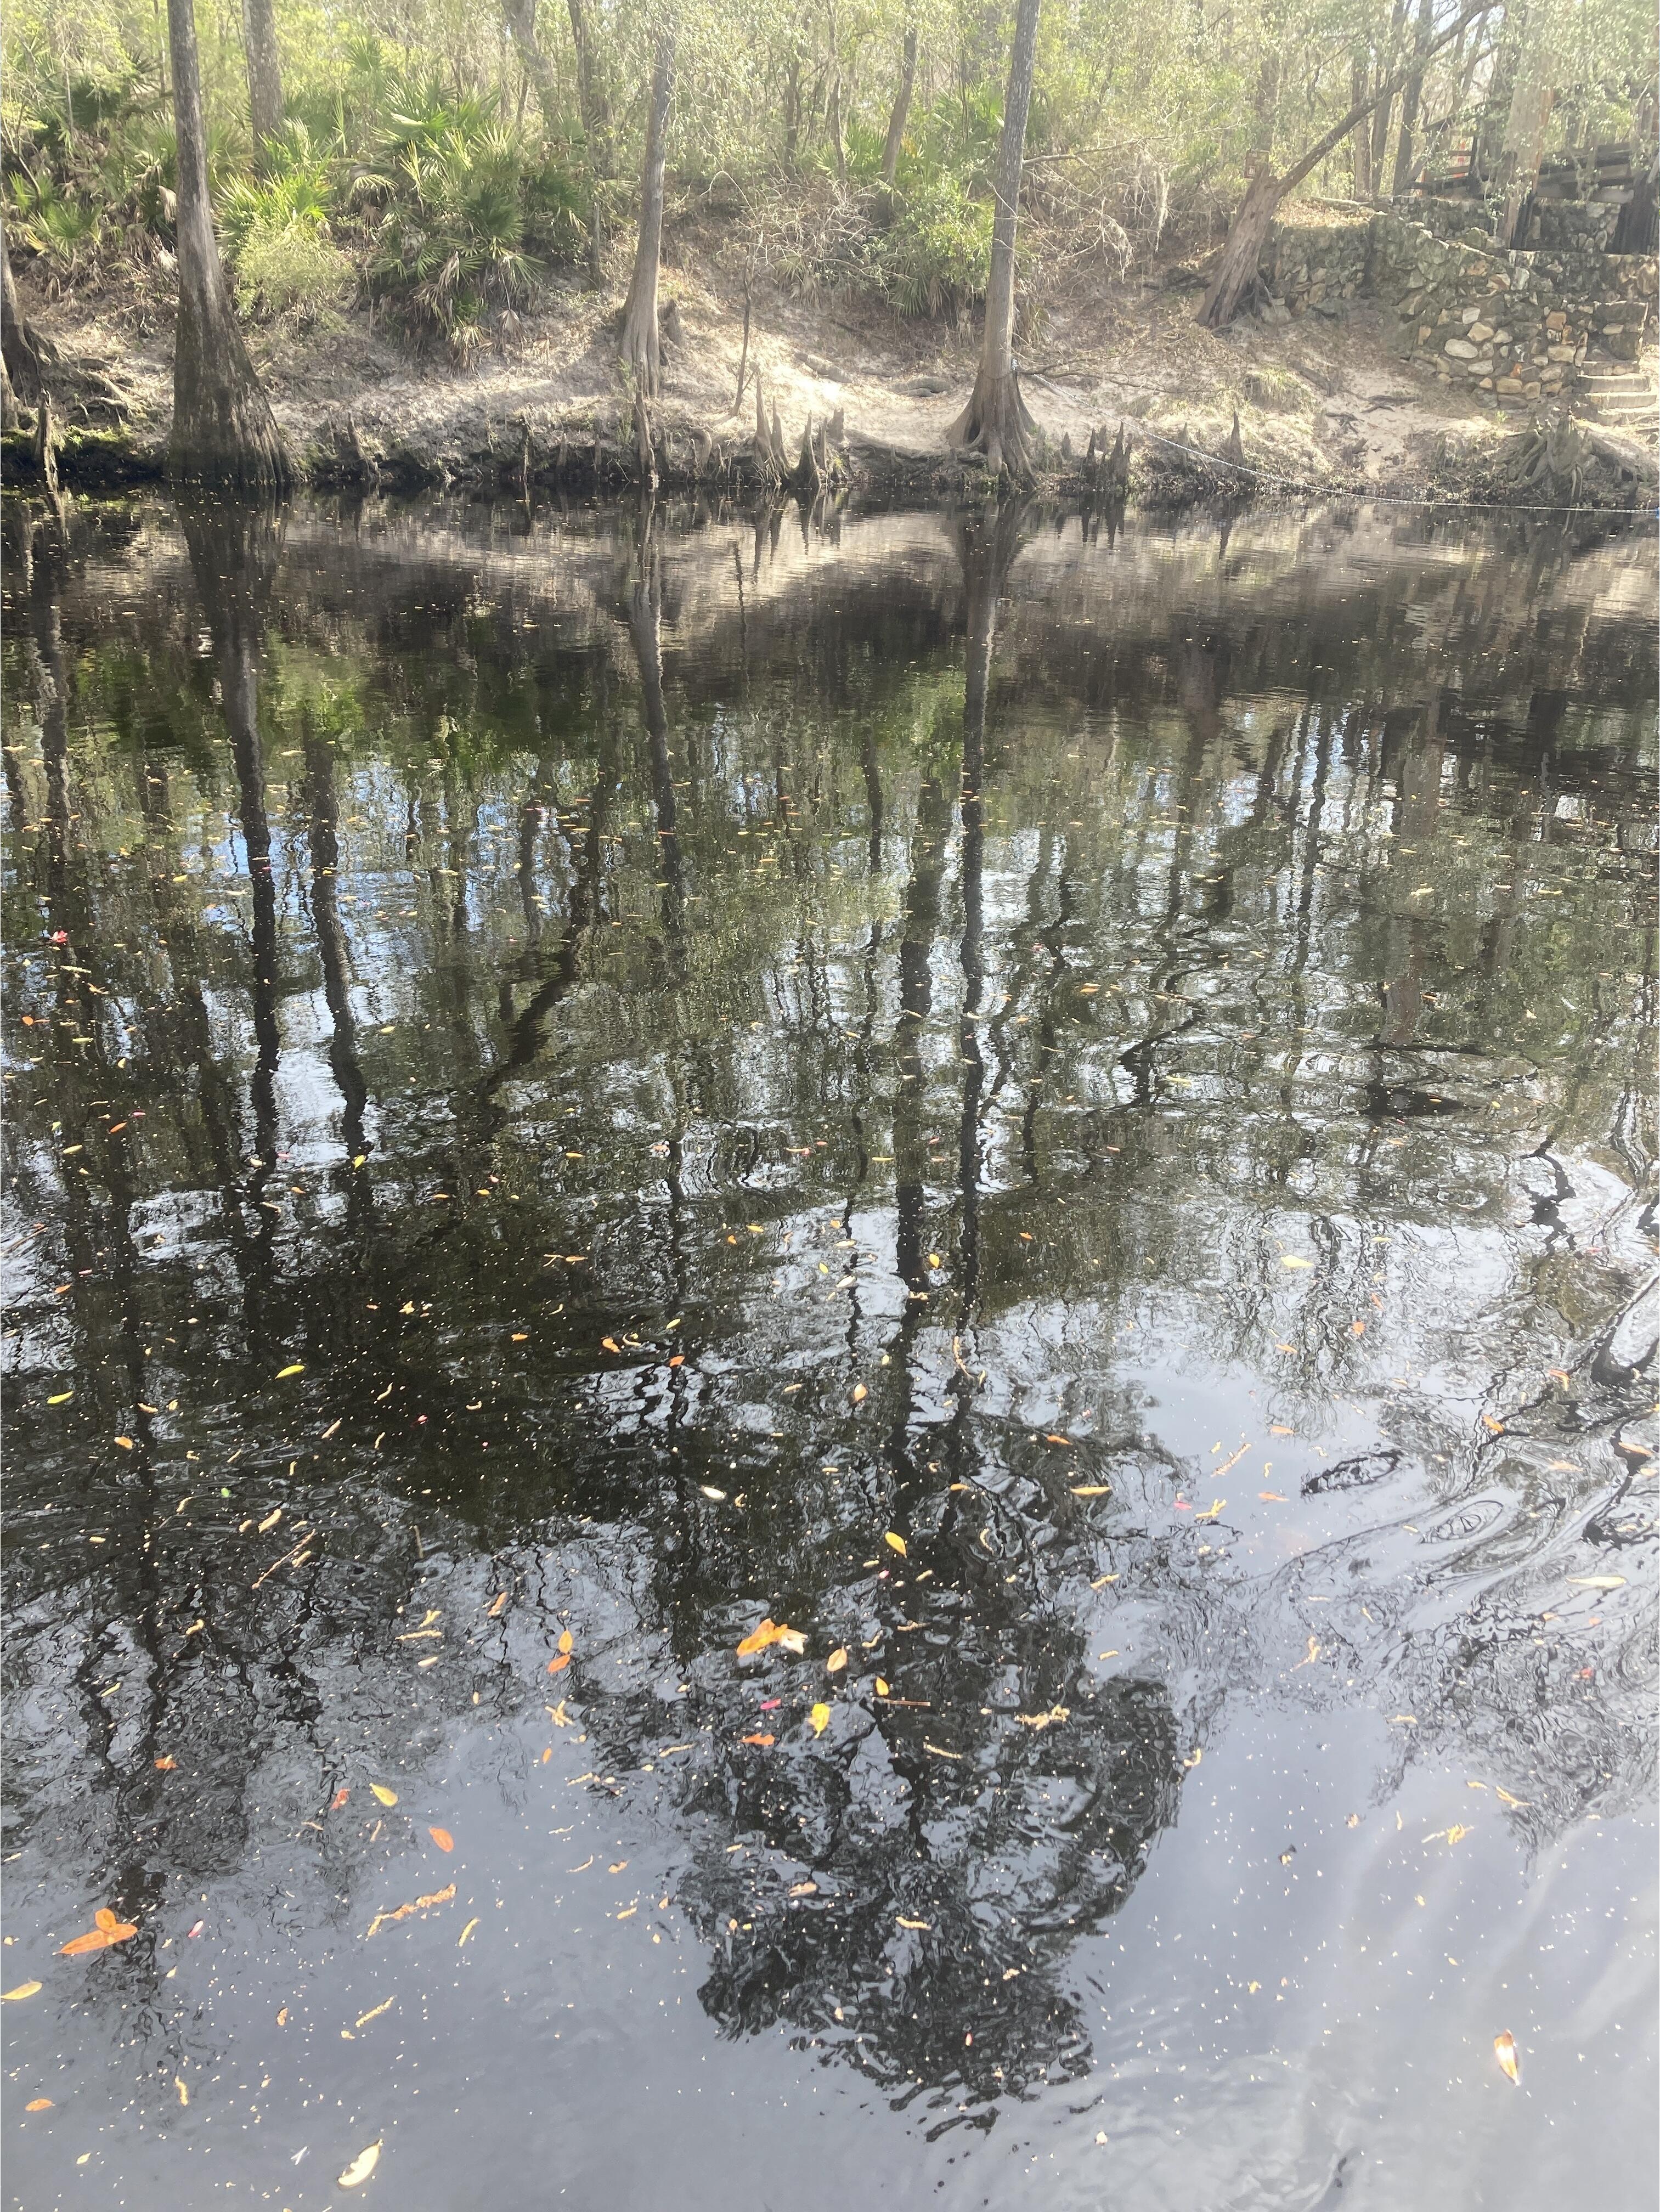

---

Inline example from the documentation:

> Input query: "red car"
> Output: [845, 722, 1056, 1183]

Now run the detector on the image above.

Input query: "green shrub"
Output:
[232, 214, 350, 322]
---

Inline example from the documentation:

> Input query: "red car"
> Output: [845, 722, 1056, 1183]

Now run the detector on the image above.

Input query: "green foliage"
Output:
[219, 123, 348, 321]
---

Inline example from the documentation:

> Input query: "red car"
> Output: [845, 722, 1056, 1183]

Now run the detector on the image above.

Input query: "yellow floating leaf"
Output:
[337, 2139, 382, 2187]
[736, 1617, 805, 1657]
[1494, 2031, 1520, 2084]
[275, 1363, 304, 1379]
[175, 2075, 189, 2106]
[1071, 1483, 1111, 1496]
[458, 1917, 479, 1947]
[895, 1916, 931, 1931]
[826, 1647, 848, 1673]
[369, 1784, 398, 1807]
[875, 1678, 890, 1697]
[809, 1702, 831, 1736]
[558, 1628, 574, 1654]
[1481, 1414, 1505, 1433]
[1280, 1256, 1314, 1271]
[46, 1391, 73, 1406]
[25, 2097, 52, 2110]
[487, 1592, 509, 1617]
[884, 1532, 907, 1557]
[3, 1982, 43, 2001]
[601, 1336, 621, 1355]
[114, 1436, 134, 1450]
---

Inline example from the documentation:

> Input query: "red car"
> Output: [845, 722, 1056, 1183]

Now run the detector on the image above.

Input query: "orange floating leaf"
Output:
[329, 1786, 351, 1810]
[154, 1756, 177, 1771]
[25, 2098, 52, 2111]
[601, 1336, 622, 1355]
[1494, 2031, 1520, 2084]
[546, 1654, 570, 1675]
[737, 1617, 804, 1657]
[558, 1629, 574, 1655]
[741, 1732, 775, 1747]
[429, 1826, 455, 1853]
[60, 1908, 137, 1957]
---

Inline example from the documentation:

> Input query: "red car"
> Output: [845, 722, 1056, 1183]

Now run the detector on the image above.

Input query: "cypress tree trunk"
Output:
[240, 0, 283, 150]
[882, 24, 918, 184]
[168, 0, 290, 489]
[2, 218, 43, 403]
[946, 0, 1042, 481]
[619, 43, 673, 399]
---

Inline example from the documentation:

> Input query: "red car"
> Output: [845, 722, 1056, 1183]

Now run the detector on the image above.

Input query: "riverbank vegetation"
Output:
[2, 0, 1655, 486]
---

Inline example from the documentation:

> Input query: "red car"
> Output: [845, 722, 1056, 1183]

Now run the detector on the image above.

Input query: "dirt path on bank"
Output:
[14, 219, 1657, 499]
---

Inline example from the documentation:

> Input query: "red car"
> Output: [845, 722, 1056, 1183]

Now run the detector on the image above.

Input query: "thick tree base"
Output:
[947, 367, 1039, 483]
[619, 302, 661, 402]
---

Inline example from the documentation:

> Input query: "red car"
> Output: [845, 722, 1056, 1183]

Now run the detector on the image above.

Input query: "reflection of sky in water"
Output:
[1, 498, 1655, 2211]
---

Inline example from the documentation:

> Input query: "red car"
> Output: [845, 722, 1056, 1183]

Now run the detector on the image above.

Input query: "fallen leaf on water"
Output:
[558, 1628, 574, 1655]
[741, 1733, 775, 1747]
[175, 2076, 189, 2106]
[329, 1787, 351, 1810]
[428, 1827, 454, 1853]
[275, 1363, 304, 1379]
[365, 1884, 455, 1939]
[546, 1655, 570, 1675]
[1481, 1415, 1505, 1434]
[601, 1337, 621, 1355]
[25, 2097, 52, 2110]
[1017, 1706, 1070, 1730]
[114, 1435, 134, 1450]
[60, 1909, 137, 1956]
[257, 1508, 283, 1533]
[1495, 1786, 1531, 1808]
[736, 1617, 806, 1657]
[1260, 1491, 1288, 1502]
[487, 1592, 509, 1618]
[3, 1982, 43, 2001]
[1351, 1319, 1366, 1337]
[851, 1384, 867, 1403]
[337, 2140, 382, 2187]
[875, 1678, 890, 1697]
[895, 1916, 931, 1931]
[369, 1784, 398, 1808]
[1071, 1483, 1110, 1496]
[884, 1532, 907, 1556]
[1280, 1256, 1314, 1271]
[458, 1917, 479, 1946]
[809, 1702, 831, 1736]
[1567, 1576, 1625, 1590]
[700, 1485, 726, 1500]
[826, 1647, 848, 1673]
[788, 1881, 817, 1896]
[1494, 2031, 1520, 2085]
[1044, 1434, 1072, 1447]
[154, 1756, 177, 1771]
[355, 1998, 395, 2028]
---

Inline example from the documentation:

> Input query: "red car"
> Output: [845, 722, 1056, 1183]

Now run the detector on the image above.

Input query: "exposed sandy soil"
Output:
[13, 210, 1655, 499]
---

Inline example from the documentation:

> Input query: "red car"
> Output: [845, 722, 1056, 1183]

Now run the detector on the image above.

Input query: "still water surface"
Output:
[2, 496, 1656, 2210]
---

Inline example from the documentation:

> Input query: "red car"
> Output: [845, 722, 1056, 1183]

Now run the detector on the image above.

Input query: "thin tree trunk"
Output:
[882, 22, 918, 183]
[1495, 43, 1557, 244]
[1389, 0, 1434, 197]
[827, 72, 848, 185]
[240, 0, 283, 150]
[1370, 0, 1409, 189]
[167, 0, 290, 487]
[501, 0, 560, 137]
[783, 47, 803, 169]
[567, 0, 609, 279]
[619, 42, 673, 398]
[946, 0, 1042, 479]
[1351, 58, 1374, 198]
[2, 219, 43, 403]
[1199, 1, 1494, 330]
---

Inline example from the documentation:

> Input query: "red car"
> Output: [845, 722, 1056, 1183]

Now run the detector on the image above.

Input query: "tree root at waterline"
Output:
[947, 367, 1040, 483]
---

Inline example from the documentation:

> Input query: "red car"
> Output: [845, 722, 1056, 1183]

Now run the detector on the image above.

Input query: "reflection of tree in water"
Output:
[1, 494, 1653, 2120]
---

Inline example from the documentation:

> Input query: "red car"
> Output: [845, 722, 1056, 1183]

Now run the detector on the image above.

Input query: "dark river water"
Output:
[2, 493, 1656, 2211]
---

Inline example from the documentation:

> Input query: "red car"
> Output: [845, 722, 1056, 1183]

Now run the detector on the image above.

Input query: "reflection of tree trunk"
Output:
[180, 500, 284, 1284]
[302, 719, 368, 1159]
[627, 514, 687, 980]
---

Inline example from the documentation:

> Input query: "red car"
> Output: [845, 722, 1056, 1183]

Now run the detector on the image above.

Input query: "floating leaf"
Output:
[558, 1629, 574, 1655]
[884, 1532, 907, 1557]
[3, 1982, 43, 2001]
[875, 1678, 890, 1697]
[337, 2140, 382, 2187]
[546, 1654, 570, 1675]
[25, 2097, 52, 2110]
[154, 1756, 177, 1771]
[175, 2075, 189, 2106]
[741, 1732, 775, 1747]
[809, 1702, 831, 1736]
[369, 1784, 398, 1808]
[1481, 1414, 1506, 1434]
[1567, 1576, 1625, 1590]
[851, 1384, 867, 1404]
[736, 1617, 805, 1658]
[365, 1884, 455, 1939]
[1071, 1483, 1110, 1496]
[1280, 1255, 1314, 1270]
[329, 1787, 350, 1810]
[60, 1908, 137, 1957]
[428, 1826, 454, 1853]
[826, 1647, 848, 1673]
[487, 1592, 509, 1618]
[895, 1915, 931, 1931]
[1494, 2031, 1520, 2085]
[601, 1336, 621, 1355]
[276, 1363, 304, 1379]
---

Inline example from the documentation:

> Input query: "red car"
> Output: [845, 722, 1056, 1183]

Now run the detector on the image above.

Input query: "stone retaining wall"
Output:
[1254, 205, 1656, 409]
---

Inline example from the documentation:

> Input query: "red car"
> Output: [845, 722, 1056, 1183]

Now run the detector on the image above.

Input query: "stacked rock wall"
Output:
[1254, 205, 1656, 409]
